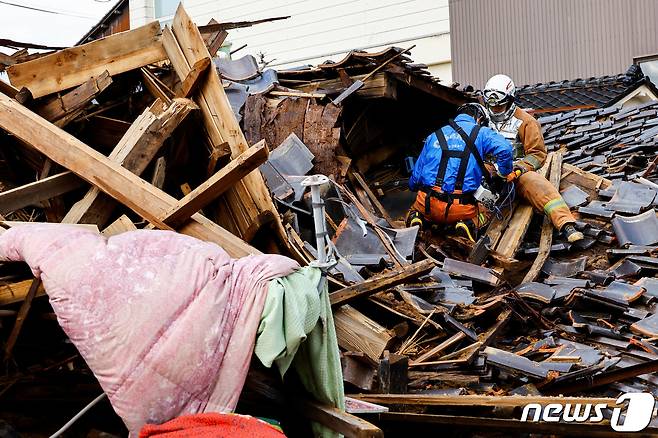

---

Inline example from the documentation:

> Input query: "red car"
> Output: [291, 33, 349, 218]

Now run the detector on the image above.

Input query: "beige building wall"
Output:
[450, 0, 658, 88]
[129, 0, 453, 83]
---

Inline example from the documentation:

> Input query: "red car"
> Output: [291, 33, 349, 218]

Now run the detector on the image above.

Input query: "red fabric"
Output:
[139, 413, 286, 438]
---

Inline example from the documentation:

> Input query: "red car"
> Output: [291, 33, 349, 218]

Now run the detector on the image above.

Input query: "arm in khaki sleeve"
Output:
[516, 117, 547, 172]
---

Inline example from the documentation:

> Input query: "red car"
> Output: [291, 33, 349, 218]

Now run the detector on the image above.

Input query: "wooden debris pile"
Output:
[0, 6, 383, 437]
[2, 4, 658, 437]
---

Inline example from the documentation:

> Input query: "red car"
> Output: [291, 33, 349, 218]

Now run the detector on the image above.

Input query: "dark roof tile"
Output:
[516, 67, 656, 111]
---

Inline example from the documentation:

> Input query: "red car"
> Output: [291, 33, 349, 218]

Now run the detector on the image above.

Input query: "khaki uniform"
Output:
[492, 107, 575, 230]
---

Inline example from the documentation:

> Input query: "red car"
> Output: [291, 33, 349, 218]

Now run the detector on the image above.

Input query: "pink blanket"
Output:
[0, 224, 299, 434]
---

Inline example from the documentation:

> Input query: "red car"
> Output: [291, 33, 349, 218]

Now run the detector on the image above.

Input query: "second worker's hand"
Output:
[506, 169, 522, 182]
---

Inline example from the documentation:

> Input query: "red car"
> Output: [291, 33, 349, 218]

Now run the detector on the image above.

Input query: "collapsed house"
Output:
[2, 5, 658, 437]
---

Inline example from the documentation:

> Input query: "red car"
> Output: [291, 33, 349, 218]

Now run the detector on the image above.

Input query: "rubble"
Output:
[2, 5, 658, 438]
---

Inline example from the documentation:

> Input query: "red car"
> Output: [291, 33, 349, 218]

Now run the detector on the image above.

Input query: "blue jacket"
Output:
[409, 114, 513, 193]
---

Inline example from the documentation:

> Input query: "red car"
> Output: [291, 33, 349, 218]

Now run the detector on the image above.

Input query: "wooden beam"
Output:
[202, 19, 228, 57]
[378, 412, 635, 437]
[176, 57, 211, 98]
[0, 279, 45, 306]
[0, 92, 258, 257]
[0, 78, 19, 98]
[350, 394, 618, 408]
[0, 172, 84, 215]
[35, 71, 113, 127]
[298, 398, 384, 438]
[8, 22, 167, 98]
[330, 259, 435, 306]
[62, 98, 196, 227]
[161, 140, 269, 228]
[165, 5, 282, 242]
[390, 72, 469, 106]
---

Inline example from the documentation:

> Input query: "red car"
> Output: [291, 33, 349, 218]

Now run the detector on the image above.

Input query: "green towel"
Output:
[255, 266, 345, 437]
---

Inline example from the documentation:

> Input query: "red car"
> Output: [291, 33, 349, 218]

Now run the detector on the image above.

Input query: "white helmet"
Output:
[483, 74, 516, 124]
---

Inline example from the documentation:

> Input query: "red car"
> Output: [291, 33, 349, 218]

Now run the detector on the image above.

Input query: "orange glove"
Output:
[506, 169, 522, 182]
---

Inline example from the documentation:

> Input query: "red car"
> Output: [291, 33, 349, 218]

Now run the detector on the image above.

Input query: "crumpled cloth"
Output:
[256, 267, 345, 438]
[138, 413, 285, 438]
[0, 224, 299, 435]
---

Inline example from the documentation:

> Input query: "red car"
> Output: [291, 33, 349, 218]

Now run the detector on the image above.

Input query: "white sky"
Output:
[0, 0, 116, 48]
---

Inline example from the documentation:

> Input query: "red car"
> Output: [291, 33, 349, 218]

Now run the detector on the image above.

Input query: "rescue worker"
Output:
[408, 103, 513, 240]
[483, 74, 584, 243]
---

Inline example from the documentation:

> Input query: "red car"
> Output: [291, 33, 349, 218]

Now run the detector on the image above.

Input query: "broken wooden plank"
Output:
[151, 156, 167, 190]
[560, 162, 612, 198]
[410, 332, 466, 366]
[330, 259, 435, 306]
[495, 154, 553, 259]
[161, 140, 269, 228]
[0, 172, 84, 215]
[35, 71, 113, 127]
[101, 215, 137, 237]
[378, 351, 408, 393]
[62, 98, 196, 227]
[544, 359, 658, 395]
[0, 92, 258, 257]
[351, 171, 398, 228]
[176, 57, 211, 98]
[8, 22, 166, 98]
[342, 352, 377, 392]
[334, 305, 394, 362]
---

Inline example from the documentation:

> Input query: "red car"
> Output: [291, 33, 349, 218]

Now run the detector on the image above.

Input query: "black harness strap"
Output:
[434, 129, 454, 188]
[448, 120, 491, 186]
[424, 120, 487, 219]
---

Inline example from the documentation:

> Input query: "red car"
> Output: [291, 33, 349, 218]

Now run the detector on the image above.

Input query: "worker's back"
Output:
[409, 114, 512, 194]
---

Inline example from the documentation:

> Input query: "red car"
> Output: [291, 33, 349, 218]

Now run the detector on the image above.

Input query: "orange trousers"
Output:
[412, 189, 488, 228]
[515, 170, 575, 230]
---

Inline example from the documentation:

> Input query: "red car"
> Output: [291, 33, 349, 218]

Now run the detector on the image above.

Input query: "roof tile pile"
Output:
[538, 100, 658, 178]
[517, 65, 656, 112]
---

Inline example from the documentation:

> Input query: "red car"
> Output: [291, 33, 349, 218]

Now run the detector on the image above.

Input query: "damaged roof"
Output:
[516, 65, 658, 113]
[275, 47, 468, 105]
[539, 100, 658, 178]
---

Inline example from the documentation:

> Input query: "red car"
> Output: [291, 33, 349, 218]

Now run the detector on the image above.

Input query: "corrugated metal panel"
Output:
[450, 0, 658, 87]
